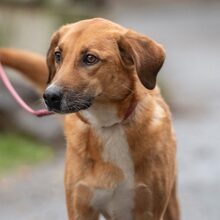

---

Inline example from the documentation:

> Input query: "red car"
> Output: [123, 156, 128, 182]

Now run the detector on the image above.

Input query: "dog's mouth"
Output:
[56, 97, 94, 114]
[46, 97, 94, 114]
[43, 86, 94, 114]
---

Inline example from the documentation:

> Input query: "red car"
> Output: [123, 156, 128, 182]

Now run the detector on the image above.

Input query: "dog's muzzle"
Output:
[43, 85, 93, 113]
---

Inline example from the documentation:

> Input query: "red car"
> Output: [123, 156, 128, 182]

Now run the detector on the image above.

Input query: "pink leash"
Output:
[0, 62, 54, 117]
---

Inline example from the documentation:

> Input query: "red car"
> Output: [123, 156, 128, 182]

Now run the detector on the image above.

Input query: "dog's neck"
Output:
[79, 94, 137, 128]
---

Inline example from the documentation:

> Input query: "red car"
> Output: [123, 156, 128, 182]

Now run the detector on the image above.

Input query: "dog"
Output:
[0, 18, 180, 220]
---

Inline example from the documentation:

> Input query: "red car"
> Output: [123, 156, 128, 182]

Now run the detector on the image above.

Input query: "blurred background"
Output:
[0, 0, 220, 219]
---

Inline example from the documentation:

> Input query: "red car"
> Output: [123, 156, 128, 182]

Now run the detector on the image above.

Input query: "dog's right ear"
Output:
[46, 31, 60, 84]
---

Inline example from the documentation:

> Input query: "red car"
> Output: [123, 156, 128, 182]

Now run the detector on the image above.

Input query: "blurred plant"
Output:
[0, 0, 109, 8]
[0, 0, 45, 6]
[68, 0, 108, 8]
[0, 26, 10, 46]
[0, 133, 53, 176]
[55, 12, 91, 27]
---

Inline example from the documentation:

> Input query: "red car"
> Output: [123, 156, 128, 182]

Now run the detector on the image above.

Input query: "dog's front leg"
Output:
[65, 161, 123, 220]
[66, 182, 99, 220]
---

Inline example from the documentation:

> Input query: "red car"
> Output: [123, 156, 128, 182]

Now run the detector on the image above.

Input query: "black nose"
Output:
[43, 86, 63, 111]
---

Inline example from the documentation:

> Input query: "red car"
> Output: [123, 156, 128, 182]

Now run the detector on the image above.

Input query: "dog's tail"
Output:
[0, 48, 48, 93]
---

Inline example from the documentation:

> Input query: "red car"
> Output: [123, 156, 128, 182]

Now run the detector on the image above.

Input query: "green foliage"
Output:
[0, 133, 53, 176]
[0, 29, 9, 46]
[57, 13, 91, 27]
[0, 0, 45, 6]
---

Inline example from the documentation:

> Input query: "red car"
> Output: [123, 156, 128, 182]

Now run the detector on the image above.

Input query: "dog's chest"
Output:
[91, 125, 135, 219]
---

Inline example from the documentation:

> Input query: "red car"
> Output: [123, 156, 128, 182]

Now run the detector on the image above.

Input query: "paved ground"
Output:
[0, 154, 66, 220]
[0, 3, 220, 220]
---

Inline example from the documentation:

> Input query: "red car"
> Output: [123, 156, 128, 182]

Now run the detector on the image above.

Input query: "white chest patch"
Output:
[91, 125, 135, 220]
[80, 103, 121, 128]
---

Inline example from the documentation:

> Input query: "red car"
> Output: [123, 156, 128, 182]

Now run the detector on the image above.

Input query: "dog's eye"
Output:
[54, 51, 62, 64]
[83, 54, 99, 65]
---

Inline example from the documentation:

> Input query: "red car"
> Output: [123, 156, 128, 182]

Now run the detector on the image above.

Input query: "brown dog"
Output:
[0, 18, 179, 220]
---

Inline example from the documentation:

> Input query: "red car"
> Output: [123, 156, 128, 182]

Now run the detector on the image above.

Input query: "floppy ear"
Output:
[46, 31, 60, 84]
[118, 30, 165, 90]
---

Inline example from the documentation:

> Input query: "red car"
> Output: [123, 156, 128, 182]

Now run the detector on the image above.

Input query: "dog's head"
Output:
[43, 18, 165, 114]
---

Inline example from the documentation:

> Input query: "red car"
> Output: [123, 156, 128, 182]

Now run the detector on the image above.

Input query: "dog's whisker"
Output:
[121, 83, 135, 94]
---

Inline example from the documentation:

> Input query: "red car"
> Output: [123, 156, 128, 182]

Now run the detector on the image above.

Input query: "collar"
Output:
[122, 98, 137, 122]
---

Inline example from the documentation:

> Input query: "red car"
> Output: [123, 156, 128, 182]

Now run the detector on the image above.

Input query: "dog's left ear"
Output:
[118, 30, 165, 90]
